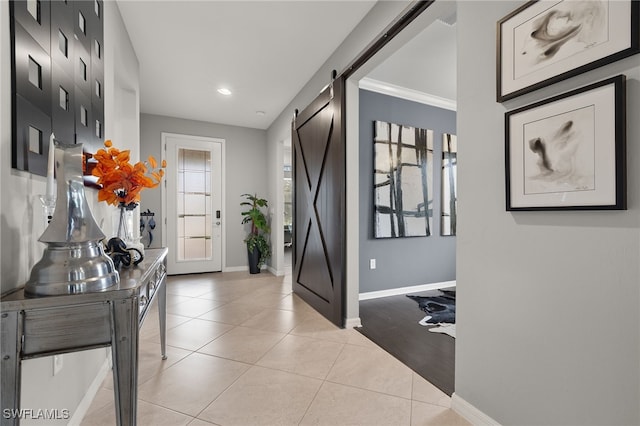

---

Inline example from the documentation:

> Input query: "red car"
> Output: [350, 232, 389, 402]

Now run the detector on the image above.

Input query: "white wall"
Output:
[0, 1, 140, 422]
[267, 136, 285, 275]
[455, 2, 640, 425]
[139, 113, 268, 270]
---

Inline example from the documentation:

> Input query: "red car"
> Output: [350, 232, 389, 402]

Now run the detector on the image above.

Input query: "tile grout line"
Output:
[295, 340, 349, 425]
[184, 287, 295, 423]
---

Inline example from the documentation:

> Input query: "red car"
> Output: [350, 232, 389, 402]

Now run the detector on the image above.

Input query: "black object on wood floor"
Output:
[357, 292, 455, 396]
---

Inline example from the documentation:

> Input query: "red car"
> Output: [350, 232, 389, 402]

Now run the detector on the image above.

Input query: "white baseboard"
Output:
[68, 355, 111, 426]
[224, 265, 271, 273]
[267, 266, 286, 276]
[223, 266, 248, 272]
[344, 317, 362, 328]
[451, 393, 501, 426]
[359, 280, 456, 300]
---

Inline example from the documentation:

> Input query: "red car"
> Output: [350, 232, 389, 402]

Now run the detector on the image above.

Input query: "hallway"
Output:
[82, 271, 468, 425]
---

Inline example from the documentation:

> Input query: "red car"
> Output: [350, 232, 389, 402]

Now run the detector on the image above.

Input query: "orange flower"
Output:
[92, 140, 167, 207]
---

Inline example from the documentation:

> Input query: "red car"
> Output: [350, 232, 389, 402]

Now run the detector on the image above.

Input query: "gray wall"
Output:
[359, 89, 456, 293]
[456, 2, 640, 425]
[139, 113, 268, 270]
[1, 2, 140, 422]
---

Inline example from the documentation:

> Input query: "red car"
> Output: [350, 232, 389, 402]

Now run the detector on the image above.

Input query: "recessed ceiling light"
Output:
[217, 88, 232, 96]
[256, 111, 265, 116]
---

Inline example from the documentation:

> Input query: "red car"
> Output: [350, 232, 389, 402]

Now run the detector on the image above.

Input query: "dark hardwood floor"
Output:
[357, 291, 455, 395]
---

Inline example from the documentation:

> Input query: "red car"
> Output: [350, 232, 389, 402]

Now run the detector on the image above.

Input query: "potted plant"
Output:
[241, 193, 271, 274]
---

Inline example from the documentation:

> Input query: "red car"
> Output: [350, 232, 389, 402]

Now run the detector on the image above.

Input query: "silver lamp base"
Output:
[25, 241, 119, 297]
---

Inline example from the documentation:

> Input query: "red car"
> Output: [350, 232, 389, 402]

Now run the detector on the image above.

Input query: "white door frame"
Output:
[161, 132, 227, 272]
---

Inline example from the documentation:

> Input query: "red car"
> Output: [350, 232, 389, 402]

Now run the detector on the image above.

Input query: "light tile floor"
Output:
[82, 271, 469, 426]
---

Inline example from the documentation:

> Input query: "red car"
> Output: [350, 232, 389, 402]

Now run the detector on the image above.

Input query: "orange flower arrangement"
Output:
[92, 140, 166, 207]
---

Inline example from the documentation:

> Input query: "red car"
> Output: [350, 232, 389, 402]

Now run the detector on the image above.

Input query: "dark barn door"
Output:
[292, 76, 345, 327]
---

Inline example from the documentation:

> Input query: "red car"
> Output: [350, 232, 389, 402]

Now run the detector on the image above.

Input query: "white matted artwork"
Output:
[505, 75, 626, 210]
[497, 0, 639, 101]
[373, 121, 433, 238]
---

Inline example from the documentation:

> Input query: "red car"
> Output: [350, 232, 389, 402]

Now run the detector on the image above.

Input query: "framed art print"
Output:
[373, 121, 433, 238]
[497, 0, 639, 102]
[505, 75, 626, 211]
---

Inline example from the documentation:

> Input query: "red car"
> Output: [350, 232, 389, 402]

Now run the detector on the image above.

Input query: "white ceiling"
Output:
[117, 1, 457, 131]
[366, 18, 457, 102]
[116, 1, 377, 130]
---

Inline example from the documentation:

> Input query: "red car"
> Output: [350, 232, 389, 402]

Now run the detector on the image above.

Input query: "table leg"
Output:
[110, 298, 138, 426]
[1, 311, 21, 426]
[158, 276, 167, 360]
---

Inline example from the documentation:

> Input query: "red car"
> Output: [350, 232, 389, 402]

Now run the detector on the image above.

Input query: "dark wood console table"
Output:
[0, 247, 168, 426]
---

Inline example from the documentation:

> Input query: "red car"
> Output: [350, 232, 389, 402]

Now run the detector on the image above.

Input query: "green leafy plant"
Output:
[241, 193, 271, 268]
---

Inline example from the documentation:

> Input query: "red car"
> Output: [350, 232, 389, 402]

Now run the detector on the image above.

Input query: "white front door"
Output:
[163, 133, 224, 274]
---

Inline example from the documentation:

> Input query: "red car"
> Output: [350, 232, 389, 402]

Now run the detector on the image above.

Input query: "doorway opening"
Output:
[161, 132, 226, 275]
[344, 2, 458, 395]
[283, 145, 292, 270]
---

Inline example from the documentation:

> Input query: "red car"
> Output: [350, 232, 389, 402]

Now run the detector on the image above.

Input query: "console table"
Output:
[1, 247, 168, 426]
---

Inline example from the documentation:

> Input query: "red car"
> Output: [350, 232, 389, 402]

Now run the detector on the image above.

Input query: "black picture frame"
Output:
[505, 75, 626, 211]
[497, 0, 639, 102]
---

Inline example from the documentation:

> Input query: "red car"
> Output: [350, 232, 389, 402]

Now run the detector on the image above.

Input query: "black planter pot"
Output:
[247, 245, 261, 274]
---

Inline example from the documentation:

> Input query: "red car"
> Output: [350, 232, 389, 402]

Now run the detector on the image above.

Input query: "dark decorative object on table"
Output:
[241, 193, 271, 274]
[105, 237, 143, 269]
[140, 209, 156, 248]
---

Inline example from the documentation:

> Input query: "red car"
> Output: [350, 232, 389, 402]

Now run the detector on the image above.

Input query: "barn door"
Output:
[292, 75, 345, 327]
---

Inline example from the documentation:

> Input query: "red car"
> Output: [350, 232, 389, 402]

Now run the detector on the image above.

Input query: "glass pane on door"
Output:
[177, 148, 212, 261]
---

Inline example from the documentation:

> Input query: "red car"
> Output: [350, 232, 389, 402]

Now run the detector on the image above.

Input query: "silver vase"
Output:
[25, 141, 120, 297]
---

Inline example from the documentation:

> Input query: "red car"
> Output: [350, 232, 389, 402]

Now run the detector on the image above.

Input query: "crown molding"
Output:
[359, 77, 457, 111]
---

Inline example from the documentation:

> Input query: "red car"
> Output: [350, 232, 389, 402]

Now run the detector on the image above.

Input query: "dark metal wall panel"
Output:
[14, 95, 51, 172]
[50, 0, 75, 78]
[13, 23, 51, 116]
[12, 0, 51, 53]
[51, 62, 76, 144]
[10, 0, 105, 176]
[74, 87, 93, 144]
